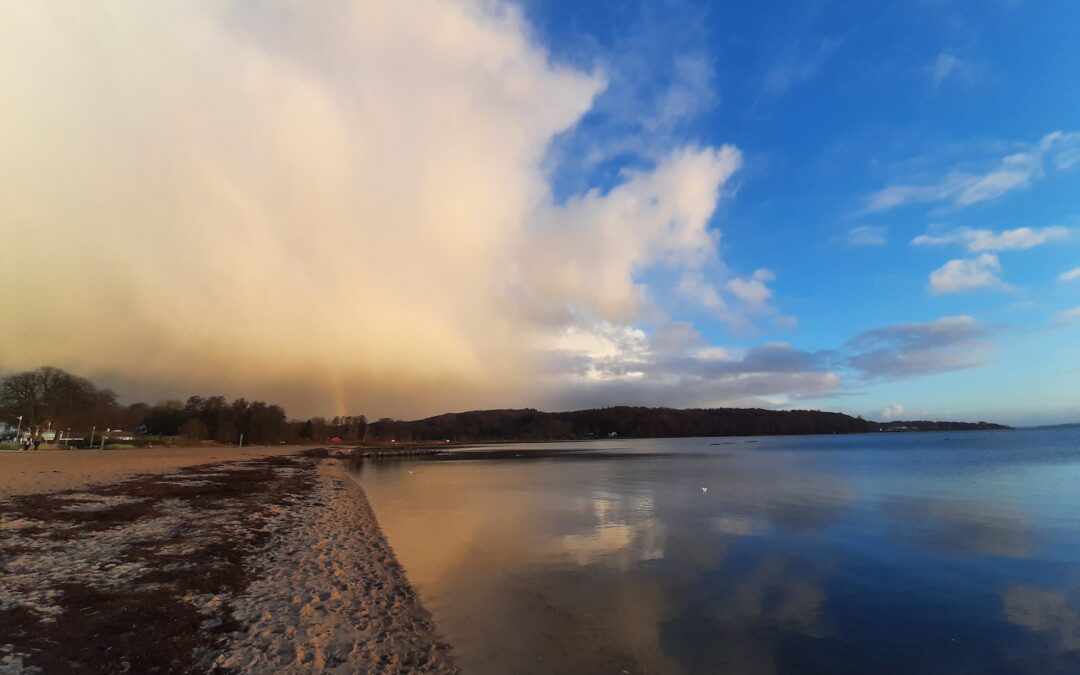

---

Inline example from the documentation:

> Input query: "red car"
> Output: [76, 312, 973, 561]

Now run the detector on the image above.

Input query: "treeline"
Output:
[0, 367, 1008, 446]
[0, 367, 367, 445]
[878, 420, 1007, 432]
[0, 367, 119, 432]
[364, 406, 1008, 442]
[138, 396, 289, 444]
[366, 407, 875, 441]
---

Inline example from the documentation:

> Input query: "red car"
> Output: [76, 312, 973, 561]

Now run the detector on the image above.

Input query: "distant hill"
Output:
[876, 420, 1010, 433]
[365, 406, 1010, 442]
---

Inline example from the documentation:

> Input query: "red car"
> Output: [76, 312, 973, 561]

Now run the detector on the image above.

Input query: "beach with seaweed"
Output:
[0, 448, 455, 674]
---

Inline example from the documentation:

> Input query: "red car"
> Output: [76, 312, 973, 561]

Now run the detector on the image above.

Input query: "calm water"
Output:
[348, 429, 1080, 674]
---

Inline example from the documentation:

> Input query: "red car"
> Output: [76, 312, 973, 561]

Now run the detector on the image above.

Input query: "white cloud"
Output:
[673, 263, 794, 328]
[552, 322, 650, 381]
[957, 158, 1035, 205]
[726, 269, 776, 312]
[929, 254, 1005, 294]
[914, 226, 1064, 296]
[847, 225, 888, 246]
[1057, 306, 1080, 320]
[866, 131, 1080, 212]
[913, 226, 1069, 252]
[551, 312, 1000, 406]
[544, 322, 840, 409]
[677, 265, 789, 330]
[544, 5, 719, 187]
[1060, 267, 1080, 282]
[761, 38, 842, 98]
[648, 55, 716, 132]
[677, 271, 725, 310]
[878, 404, 905, 421]
[519, 145, 741, 324]
[0, 0, 758, 418]
[929, 53, 975, 87]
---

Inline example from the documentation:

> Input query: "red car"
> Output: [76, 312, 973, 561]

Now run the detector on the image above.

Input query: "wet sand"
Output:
[0, 445, 302, 499]
[0, 450, 456, 674]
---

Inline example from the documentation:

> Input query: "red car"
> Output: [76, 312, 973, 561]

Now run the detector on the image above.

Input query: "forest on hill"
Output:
[1, 367, 1008, 446]
[364, 407, 1009, 442]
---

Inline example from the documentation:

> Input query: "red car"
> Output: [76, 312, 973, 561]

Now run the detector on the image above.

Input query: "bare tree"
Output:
[0, 366, 117, 430]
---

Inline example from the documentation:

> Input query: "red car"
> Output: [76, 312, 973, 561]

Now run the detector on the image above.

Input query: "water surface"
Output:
[349, 429, 1080, 674]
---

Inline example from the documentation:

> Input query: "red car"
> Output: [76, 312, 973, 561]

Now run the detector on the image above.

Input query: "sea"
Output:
[348, 427, 1080, 675]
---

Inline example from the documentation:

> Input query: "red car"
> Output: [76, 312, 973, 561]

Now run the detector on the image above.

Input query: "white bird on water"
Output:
[701, 487, 708, 494]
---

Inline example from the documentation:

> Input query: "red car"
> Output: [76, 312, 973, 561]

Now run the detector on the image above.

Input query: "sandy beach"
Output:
[0, 448, 456, 674]
[0, 446, 303, 500]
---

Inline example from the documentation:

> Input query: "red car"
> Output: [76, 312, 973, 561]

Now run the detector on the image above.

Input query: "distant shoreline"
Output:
[360, 406, 1010, 444]
[345, 423, 1013, 452]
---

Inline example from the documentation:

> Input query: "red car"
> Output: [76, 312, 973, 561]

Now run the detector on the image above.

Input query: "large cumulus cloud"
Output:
[0, 0, 779, 417]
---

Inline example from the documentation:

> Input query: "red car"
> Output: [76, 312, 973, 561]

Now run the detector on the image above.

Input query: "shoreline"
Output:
[0, 450, 456, 673]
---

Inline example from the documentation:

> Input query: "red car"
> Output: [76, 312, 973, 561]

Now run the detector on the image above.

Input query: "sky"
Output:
[1, 0, 1078, 425]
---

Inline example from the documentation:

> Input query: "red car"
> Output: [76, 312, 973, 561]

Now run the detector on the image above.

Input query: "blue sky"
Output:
[516, 0, 1080, 424]
[2, 0, 1077, 423]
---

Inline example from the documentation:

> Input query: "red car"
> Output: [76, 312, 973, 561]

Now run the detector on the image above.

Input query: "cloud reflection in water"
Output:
[350, 432, 1080, 674]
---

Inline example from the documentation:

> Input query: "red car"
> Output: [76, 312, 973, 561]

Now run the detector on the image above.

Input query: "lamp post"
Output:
[15, 415, 22, 440]
[89, 426, 96, 449]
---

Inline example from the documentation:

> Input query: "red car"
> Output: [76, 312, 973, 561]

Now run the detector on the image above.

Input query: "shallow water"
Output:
[348, 428, 1080, 674]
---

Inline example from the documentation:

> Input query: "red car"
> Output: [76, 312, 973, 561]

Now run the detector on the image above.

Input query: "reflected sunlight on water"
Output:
[349, 429, 1080, 675]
